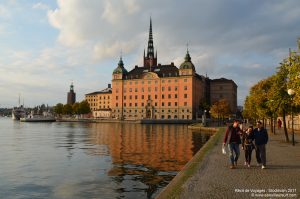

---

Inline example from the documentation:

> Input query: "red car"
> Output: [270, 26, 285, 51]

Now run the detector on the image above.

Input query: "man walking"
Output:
[253, 121, 269, 169]
[223, 119, 243, 169]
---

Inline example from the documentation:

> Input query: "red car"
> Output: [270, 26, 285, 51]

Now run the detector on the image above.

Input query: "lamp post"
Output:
[287, 88, 295, 146]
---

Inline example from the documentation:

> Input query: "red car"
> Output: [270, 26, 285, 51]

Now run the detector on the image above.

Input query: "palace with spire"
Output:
[86, 19, 237, 120]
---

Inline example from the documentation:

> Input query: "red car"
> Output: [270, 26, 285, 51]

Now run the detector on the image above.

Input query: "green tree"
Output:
[63, 104, 73, 115]
[72, 102, 80, 115]
[78, 100, 91, 115]
[54, 103, 64, 115]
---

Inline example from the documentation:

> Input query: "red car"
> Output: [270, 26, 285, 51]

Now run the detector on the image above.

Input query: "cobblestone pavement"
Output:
[180, 129, 300, 199]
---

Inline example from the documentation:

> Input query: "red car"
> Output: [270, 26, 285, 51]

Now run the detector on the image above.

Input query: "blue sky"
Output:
[1, 0, 300, 107]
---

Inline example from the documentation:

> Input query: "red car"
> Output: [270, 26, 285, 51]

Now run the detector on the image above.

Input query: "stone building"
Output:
[85, 84, 112, 118]
[67, 82, 76, 105]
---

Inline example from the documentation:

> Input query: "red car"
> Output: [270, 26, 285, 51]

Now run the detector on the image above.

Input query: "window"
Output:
[142, 88, 144, 92]
[184, 102, 187, 106]
[124, 96, 126, 100]
[148, 95, 151, 100]
[184, 94, 188, 98]
[124, 88, 127, 93]
[168, 80, 171, 83]
[175, 86, 178, 91]
[175, 94, 178, 98]
[129, 88, 132, 92]
[135, 95, 138, 100]
[116, 89, 119, 93]
[168, 102, 171, 106]
[162, 102, 165, 106]
[168, 115, 171, 119]
[155, 87, 158, 92]
[184, 86, 187, 90]
[116, 103, 119, 107]
[142, 103, 144, 106]
[162, 80, 165, 83]
[168, 86, 171, 91]
[162, 94, 164, 99]
[161, 115, 165, 119]
[124, 103, 126, 107]
[135, 103, 137, 106]
[182, 115, 184, 119]
[168, 94, 171, 99]
[175, 102, 177, 106]
[142, 95, 144, 99]
[162, 87, 165, 91]
[116, 96, 118, 100]
[155, 102, 157, 106]
[129, 103, 132, 107]
[129, 95, 132, 100]
[162, 110, 164, 112]
[100, 96, 102, 100]
[135, 88, 138, 92]
[155, 95, 157, 99]
[148, 87, 151, 92]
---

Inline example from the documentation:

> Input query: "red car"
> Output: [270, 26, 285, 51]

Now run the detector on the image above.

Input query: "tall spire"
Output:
[144, 17, 157, 68]
[147, 17, 154, 58]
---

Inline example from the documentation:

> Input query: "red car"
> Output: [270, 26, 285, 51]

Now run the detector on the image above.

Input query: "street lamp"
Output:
[287, 88, 295, 146]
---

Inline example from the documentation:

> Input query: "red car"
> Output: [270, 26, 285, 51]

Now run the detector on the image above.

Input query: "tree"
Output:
[78, 100, 91, 114]
[210, 99, 230, 121]
[72, 102, 80, 115]
[63, 104, 73, 115]
[54, 103, 64, 115]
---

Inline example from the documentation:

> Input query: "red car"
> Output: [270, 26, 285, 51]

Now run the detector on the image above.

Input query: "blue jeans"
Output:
[228, 143, 240, 165]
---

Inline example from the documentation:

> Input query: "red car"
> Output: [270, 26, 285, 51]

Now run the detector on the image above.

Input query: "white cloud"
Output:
[0, 5, 10, 18]
[32, 2, 50, 10]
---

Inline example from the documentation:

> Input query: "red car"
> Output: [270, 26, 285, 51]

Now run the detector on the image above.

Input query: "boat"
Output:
[20, 111, 56, 122]
[12, 105, 26, 120]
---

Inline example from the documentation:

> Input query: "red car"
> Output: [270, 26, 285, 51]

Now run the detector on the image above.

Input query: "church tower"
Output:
[143, 18, 157, 69]
[67, 82, 76, 105]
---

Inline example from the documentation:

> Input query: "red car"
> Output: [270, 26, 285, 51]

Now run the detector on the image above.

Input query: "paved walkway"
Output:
[180, 129, 300, 199]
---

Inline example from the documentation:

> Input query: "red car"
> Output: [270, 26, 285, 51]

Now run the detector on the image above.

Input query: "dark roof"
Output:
[125, 65, 179, 79]
[85, 88, 112, 96]
[210, 78, 237, 86]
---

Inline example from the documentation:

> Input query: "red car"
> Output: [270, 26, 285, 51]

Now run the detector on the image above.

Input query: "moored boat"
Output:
[20, 111, 56, 122]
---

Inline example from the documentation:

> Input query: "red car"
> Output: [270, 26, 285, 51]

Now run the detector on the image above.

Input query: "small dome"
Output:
[180, 50, 195, 70]
[113, 57, 128, 74]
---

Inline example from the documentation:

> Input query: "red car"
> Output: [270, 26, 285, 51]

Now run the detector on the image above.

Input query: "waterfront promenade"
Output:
[158, 128, 300, 199]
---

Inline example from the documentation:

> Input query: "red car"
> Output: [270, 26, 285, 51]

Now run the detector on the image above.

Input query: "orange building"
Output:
[111, 19, 208, 120]
[86, 19, 237, 120]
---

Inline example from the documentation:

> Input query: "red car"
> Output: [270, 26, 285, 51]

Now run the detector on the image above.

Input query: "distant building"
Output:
[67, 83, 76, 105]
[85, 84, 112, 118]
[86, 19, 238, 120]
[210, 78, 237, 113]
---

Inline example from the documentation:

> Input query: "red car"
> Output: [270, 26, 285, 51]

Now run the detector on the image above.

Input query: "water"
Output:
[0, 118, 211, 199]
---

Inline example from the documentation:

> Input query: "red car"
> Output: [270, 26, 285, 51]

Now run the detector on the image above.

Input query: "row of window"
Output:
[112, 114, 190, 119]
[116, 86, 188, 93]
[116, 102, 188, 107]
[113, 109, 190, 113]
[121, 78, 188, 85]
[91, 105, 110, 109]
[117, 94, 188, 100]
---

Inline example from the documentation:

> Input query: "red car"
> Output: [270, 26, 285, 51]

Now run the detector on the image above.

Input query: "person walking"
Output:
[277, 119, 282, 129]
[253, 121, 269, 169]
[242, 126, 254, 168]
[223, 119, 243, 169]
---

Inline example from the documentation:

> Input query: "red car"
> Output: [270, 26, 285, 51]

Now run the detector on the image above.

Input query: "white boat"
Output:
[20, 111, 56, 122]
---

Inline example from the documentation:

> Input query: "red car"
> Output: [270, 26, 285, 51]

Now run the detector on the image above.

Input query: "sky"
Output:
[1, 0, 300, 108]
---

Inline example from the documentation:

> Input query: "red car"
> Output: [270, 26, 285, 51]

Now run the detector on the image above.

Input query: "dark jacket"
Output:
[223, 125, 242, 144]
[242, 131, 254, 148]
[253, 127, 268, 145]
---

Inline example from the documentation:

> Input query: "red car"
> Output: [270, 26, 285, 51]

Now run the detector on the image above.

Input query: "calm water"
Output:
[0, 118, 210, 199]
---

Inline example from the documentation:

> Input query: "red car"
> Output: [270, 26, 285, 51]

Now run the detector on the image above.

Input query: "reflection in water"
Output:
[0, 119, 210, 199]
[86, 123, 210, 198]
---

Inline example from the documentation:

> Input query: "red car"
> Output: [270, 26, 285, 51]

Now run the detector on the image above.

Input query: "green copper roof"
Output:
[180, 50, 195, 70]
[113, 57, 128, 74]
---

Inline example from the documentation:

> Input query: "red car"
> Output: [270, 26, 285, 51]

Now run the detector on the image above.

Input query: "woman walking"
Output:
[242, 126, 254, 167]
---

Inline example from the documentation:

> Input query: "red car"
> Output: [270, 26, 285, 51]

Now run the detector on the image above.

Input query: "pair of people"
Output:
[223, 120, 268, 169]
